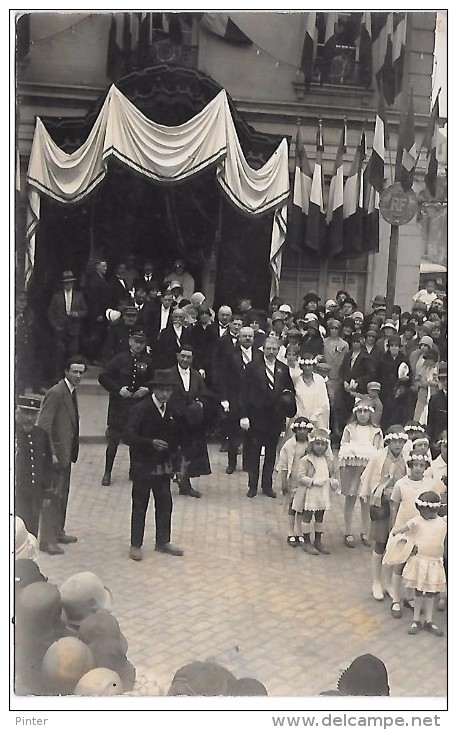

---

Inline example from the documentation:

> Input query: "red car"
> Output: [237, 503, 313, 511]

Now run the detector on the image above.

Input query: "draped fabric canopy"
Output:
[26, 85, 290, 294]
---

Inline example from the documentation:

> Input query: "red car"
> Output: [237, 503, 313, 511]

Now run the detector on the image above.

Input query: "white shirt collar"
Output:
[64, 378, 75, 393]
[151, 393, 166, 413]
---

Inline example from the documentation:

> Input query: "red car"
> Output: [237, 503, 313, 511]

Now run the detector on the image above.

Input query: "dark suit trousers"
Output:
[54, 464, 72, 534]
[131, 476, 172, 547]
[54, 329, 80, 379]
[245, 426, 281, 491]
[227, 412, 244, 469]
[15, 487, 43, 538]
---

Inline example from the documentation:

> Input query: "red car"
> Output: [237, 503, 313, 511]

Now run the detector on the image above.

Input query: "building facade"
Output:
[16, 11, 446, 311]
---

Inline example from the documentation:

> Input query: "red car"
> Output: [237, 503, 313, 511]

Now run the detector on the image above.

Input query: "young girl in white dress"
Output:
[277, 416, 313, 547]
[391, 491, 447, 636]
[338, 399, 384, 549]
[295, 429, 339, 555]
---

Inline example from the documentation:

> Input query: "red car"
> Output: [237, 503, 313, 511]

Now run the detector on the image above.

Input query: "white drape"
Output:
[26, 85, 289, 292]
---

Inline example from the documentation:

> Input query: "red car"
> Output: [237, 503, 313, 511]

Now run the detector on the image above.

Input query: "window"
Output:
[313, 12, 369, 88]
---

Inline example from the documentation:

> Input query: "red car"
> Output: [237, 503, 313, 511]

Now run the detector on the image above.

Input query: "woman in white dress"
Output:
[290, 352, 330, 431]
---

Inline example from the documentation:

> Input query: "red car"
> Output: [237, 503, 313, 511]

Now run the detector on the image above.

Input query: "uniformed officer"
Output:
[98, 331, 154, 486]
[15, 395, 58, 547]
[102, 305, 139, 362]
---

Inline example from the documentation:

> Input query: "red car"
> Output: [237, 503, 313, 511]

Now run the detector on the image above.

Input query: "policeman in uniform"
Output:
[15, 396, 63, 555]
[102, 305, 140, 362]
[98, 331, 154, 486]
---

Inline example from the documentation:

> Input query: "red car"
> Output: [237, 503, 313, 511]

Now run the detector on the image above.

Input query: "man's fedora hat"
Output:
[62, 270, 77, 282]
[148, 370, 179, 388]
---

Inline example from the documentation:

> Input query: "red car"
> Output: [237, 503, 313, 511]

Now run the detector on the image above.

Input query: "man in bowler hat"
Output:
[124, 369, 184, 560]
[47, 270, 88, 380]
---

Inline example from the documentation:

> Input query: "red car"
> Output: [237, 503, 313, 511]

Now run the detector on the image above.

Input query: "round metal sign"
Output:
[379, 183, 418, 226]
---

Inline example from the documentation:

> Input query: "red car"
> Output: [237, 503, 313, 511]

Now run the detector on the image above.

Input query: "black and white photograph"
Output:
[11, 5, 449, 721]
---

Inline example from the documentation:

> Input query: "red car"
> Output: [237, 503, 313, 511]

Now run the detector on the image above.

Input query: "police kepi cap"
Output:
[17, 395, 42, 411]
[130, 330, 147, 342]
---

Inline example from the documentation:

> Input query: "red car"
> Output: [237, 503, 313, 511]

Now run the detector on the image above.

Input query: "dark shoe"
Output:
[360, 533, 372, 547]
[226, 466, 235, 474]
[40, 542, 64, 555]
[303, 542, 320, 556]
[57, 533, 78, 544]
[262, 489, 277, 498]
[101, 471, 111, 486]
[314, 541, 330, 554]
[391, 601, 402, 619]
[179, 487, 202, 498]
[155, 543, 184, 556]
[423, 621, 444, 637]
[247, 488, 257, 498]
[129, 546, 143, 561]
[408, 620, 422, 635]
[403, 598, 415, 611]
[286, 536, 298, 547]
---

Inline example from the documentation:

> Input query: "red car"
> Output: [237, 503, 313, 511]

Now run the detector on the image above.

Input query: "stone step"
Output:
[79, 391, 108, 444]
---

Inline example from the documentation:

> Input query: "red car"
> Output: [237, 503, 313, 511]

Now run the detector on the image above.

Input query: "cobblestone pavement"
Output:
[30, 439, 447, 700]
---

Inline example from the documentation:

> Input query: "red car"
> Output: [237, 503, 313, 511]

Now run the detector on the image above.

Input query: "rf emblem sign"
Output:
[380, 183, 418, 226]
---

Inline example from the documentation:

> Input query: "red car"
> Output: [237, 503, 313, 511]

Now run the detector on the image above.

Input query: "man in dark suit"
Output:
[98, 330, 154, 486]
[428, 361, 447, 449]
[37, 355, 86, 543]
[240, 337, 296, 498]
[133, 260, 162, 296]
[217, 326, 262, 474]
[108, 262, 132, 309]
[123, 369, 183, 560]
[155, 308, 192, 369]
[211, 312, 243, 451]
[47, 271, 88, 380]
[164, 345, 217, 498]
[145, 289, 176, 345]
[84, 259, 110, 364]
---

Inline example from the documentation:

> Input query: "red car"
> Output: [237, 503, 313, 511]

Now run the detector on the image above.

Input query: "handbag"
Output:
[382, 532, 415, 565]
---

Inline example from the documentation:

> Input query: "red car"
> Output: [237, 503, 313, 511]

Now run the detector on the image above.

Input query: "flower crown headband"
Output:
[408, 453, 430, 463]
[384, 432, 408, 442]
[411, 437, 430, 446]
[436, 438, 447, 446]
[308, 435, 331, 444]
[415, 498, 441, 509]
[404, 425, 425, 433]
[298, 356, 318, 366]
[353, 404, 375, 413]
[292, 420, 314, 431]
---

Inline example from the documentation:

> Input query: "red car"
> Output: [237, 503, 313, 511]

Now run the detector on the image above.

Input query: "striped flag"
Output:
[372, 12, 390, 91]
[422, 94, 440, 197]
[305, 122, 326, 254]
[343, 129, 366, 256]
[366, 93, 389, 194]
[327, 121, 347, 257]
[289, 126, 312, 251]
[391, 13, 407, 103]
[197, 13, 252, 45]
[363, 172, 381, 254]
[358, 12, 372, 88]
[301, 12, 317, 89]
[320, 13, 338, 84]
[396, 89, 417, 191]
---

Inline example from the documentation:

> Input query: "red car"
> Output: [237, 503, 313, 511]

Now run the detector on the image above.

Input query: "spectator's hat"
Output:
[304, 313, 318, 322]
[17, 395, 42, 411]
[352, 311, 364, 321]
[271, 311, 286, 322]
[17, 581, 63, 633]
[325, 299, 338, 309]
[190, 292, 205, 307]
[367, 381, 381, 391]
[60, 572, 113, 627]
[129, 330, 147, 343]
[419, 335, 433, 347]
[168, 661, 238, 696]
[15, 558, 47, 594]
[15, 517, 37, 560]
[106, 308, 122, 322]
[286, 328, 301, 339]
[74, 667, 123, 696]
[420, 320, 434, 333]
[148, 370, 179, 388]
[381, 319, 396, 330]
[278, 304, 292, 313]
[372, 295, 386, 309]
[303, 292, 320, 305]
[365, 328, 379, 337]
[336, 654, 390, 696]
[168, 281, 183, 291]
[42, 637, 94, 695]
[62, 270, 77, 282]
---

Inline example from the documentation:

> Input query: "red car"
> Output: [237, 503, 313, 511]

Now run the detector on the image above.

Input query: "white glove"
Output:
[240, 418, 250, 430]
[221, 400, 230, 412]
[199, 369, 206, 378]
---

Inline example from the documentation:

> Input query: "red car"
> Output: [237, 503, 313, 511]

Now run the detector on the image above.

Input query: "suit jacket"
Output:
[47, 290, 88, 336]
[132, 274, 162, 295]
[240, 357, 295, 430]
[108, 277, 132, 309]
[339, 350, 375, 393]
[155, 325, 193, 370]
[84, 273, 110, 321]
[217, 345, 263, 415]
[123, 397, 181, 479]
[145, 303, 176, 344]
[428, 389, 447, 444]
[188, 322, 218, 375]
[165, 365, 216, 422]
[37, 380, 80, 467]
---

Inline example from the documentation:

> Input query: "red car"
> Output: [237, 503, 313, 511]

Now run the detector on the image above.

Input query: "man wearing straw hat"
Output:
[47, 270, 88, 381]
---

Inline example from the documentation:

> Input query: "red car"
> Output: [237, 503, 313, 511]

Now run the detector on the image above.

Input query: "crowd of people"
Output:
[14, 260, 448, 692]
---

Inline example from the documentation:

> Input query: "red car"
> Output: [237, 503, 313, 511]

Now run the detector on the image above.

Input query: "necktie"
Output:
[241, 348, 250, 368]
[265, 362, 275, 390]
[160, 404, 166, 417]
